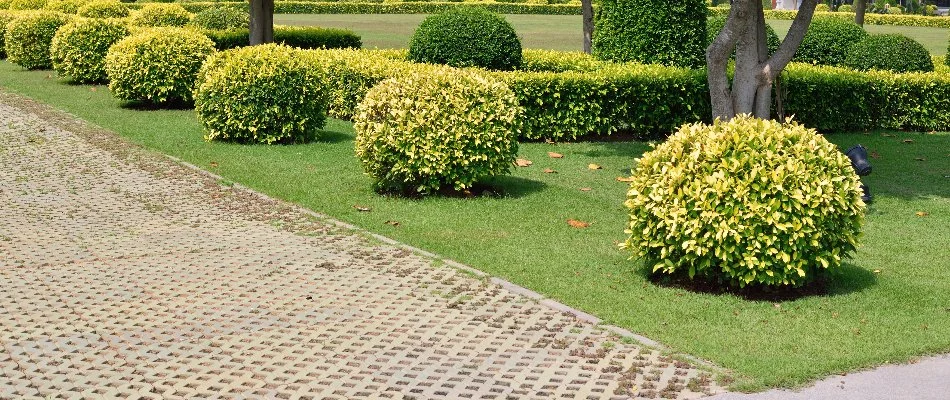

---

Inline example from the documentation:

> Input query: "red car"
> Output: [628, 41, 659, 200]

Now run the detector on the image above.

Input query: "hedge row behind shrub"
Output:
[202, 25, 361, 50]
[125, 1, 583, 15]
[78, 0, 131, 18]
[593, 0, 707, 68]
[843, 34, 933, 73]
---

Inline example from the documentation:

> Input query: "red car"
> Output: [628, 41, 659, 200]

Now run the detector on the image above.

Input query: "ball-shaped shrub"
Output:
[815, 3, 830, 11]
[8, 0, 46, 10]
[706, 15, 781, 56]
[837, 4, 853, 12]
[354, 68, 521, 194]
[43, 0, 83, 13]
[4, 11, 71, 69]
[844, 34, 933, 73]
[105, 27, 215, 103]
[593, 0, 708, 68]
[51, 18, 129, 82]
[621, 116, 865, 288]
[77, 0, 130, 18]
[130, 3, 190, 27]
[194, 44, 328, 144]
[407, 7, 522, 71]
[190, 7, 247, 30]
[0, 11, 16, 58]
[794, 16, 867, 66]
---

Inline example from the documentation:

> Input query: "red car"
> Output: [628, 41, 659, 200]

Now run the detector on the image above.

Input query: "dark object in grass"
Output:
[845, 144, 872, 176]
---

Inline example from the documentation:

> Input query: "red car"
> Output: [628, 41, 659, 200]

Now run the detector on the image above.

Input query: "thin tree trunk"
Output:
[854, 0, 865, 26]
[582, 0, 593, 54]
[249, 0, 274, 46]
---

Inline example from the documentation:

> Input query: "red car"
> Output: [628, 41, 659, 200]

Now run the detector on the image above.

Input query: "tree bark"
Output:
[582, 0, 594, 54]
[249, 0, 274, 46]
[854, 0, 866, 26]
[707, 0, 819, 121]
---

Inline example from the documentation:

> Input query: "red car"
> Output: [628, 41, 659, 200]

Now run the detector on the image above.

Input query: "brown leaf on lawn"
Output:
[90, 87, 97, 92]
[915, 157, 926, 161]
[870, 151, 880, 159]
[903, 139, 915, 143]
[384, 220, 400, 226]
[881, 133, 895, 137]
[567, 219, 590, 228]
[543, 168, 557, 174]
[353, 205, 372, 212]
[873, 269, 882, 274]
[616, 176, 635, 182]
[547, 152, 564, 159]
[915, 211, 929, 217]
[515, 158, 533, 167]
[209, 161, 219, 168]
[587, 163, 602, 170]
[580, 187, 592, 192]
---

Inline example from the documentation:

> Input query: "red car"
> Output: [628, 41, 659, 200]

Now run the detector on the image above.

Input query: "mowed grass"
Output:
[2, 61, 949, 391]
[275, 13, 950, 55]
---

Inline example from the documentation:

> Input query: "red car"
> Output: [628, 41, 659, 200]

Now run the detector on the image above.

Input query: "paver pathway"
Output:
[0, 97, 723, 399]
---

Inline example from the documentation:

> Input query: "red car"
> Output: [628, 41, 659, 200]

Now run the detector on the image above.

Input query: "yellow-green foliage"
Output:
[307, 48, 421, 120]
[51, 18, 130, 83]
[815, 3, 830, 11]
[8, 0, 46, 10]
[78, 0, 130, 18]
[621, 116, 865, 288]
[0, 0, 10, 9]
[354, 67, 521, 194]
[43, 0, 82, 14]
[130, 3, 191, 27]
[4, 11, 71, 69]
[105, 27, 214, 103]
[0, 10, 18, 58]
[195, 44, 328, 144]
[519, 49, 604, 72]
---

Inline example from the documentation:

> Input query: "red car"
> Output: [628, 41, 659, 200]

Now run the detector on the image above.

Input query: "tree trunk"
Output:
[854, 0, 865, 26]
[249, 0, 274, 46]
[707, 0, 819, 121]
[582, 0, 594, 54]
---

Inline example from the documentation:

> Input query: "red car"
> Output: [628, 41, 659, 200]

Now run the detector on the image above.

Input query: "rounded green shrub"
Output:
[407, 7, 522, 71]
[190, 7, 247, 30]
[706, 15, 781, 56]
[194, 44, 328, 144]
[837, 4, 853, 12]
[621, 116, 865, 288]
[0, 0, 10, 9]
[593, 0, 707, 68]
[8, 0, 46, 10]
[4, 11, 71, 69]
[794, 16, 867, 66]
[0, 10, 17, 58]
[354, 68, 521, 194]
[43, 0, 83, 13]
[815, 3, 830, 11]
[844, 34, 933, 73]
[105, 27, 215, 103]
[77, 0, 130, 18]
[51, 18, 130, 82]
[130, 3, 190, 27]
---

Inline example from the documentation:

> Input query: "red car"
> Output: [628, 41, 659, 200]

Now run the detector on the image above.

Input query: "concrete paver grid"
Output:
[0, 97, 723, 399]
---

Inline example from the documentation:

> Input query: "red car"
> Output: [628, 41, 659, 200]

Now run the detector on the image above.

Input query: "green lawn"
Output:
[2, 62, 949, 392]
[275, 14, 950, 55]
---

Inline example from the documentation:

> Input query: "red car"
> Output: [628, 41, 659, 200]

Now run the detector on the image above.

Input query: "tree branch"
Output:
[764, 0, 818, 79]
[706, 3, 748, 119]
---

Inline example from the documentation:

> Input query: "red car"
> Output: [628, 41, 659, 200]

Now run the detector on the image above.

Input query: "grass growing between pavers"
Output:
[2, 61, 949, 391]
[274, 14, 950, 55]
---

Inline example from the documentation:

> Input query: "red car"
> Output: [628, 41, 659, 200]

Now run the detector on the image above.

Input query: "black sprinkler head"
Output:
[845, 145, 872, 176]
[860, 184, 873, 204]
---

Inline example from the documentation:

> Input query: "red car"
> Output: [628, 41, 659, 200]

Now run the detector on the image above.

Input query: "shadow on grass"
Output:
[374, 176, 547, 200]
[640, 262, 877, 302]
[118, 99, 194, 111]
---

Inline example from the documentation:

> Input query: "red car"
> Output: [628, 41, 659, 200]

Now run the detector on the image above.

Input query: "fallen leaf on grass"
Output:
[882, 133, 895, 137]
[903, 139, 915, 144]
[915, 211, 929, 217]
[567, 219, 590, 228]
[547, 152, 564, 158]
[616, 176, 635, 183]
[209, 161, 219, 168]
[515, 158, 533, 167]
[588, 163, 602, 170]
[915, 157, 926, 161]
[543, 168, 557, 174]
[579, 187, 592, 192]
[90, 87, 97, 92]
[384, 220, 400, 226]
[353, 205, 371, 212]
[870, 151, 880, 159]
[873, 269, 881, 274]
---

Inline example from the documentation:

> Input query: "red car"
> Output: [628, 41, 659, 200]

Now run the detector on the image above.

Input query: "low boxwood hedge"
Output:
[202, 25, 361, 50]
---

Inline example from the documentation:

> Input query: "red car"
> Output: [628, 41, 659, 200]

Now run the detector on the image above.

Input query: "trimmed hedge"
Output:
[190, 6, 246, 30]
[78, 0, 131, 18]
[130, 3, 192, 27]
[621, 116, 864, 288]
[51, 17, 130, 82]
[202, 25, 361, 50]
[408, 7, 522, 70]
[794, 16, 867, 66]
[43, 0, 83, 13]
[593, 0, 707, 68]
[126, 1, 583, 14]
[8, 0, 46, 10]
[4, 11, 72, 69]
[843, 34, 933, 73]
[105, 27, 215, 103]
[195, 44, 328, 144]
[0, 10, 17, 58]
